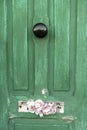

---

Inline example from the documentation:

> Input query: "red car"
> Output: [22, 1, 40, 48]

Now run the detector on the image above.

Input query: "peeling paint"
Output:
[42, 88, 48, 95]
[62, 116, 77, 122]
[9, 113, 17, 119]
[18, 99, 64, 117]
[7, 98, 10, 105]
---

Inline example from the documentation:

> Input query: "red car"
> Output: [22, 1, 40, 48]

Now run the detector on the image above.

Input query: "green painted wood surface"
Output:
[54, 0, 70, 91]
[0, 0, 87, 130]
[9, 119, 70, 130]
[13, 0, 28, 90]
[0, 1, 8, 130]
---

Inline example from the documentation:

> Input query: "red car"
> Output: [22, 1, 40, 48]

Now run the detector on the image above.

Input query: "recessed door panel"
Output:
[9, 119, 72, 130]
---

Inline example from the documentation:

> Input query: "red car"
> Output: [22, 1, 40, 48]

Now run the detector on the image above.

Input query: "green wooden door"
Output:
[0, 0, 87, 130]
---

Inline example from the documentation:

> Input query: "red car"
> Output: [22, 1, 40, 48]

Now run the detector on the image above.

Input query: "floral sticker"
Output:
[18, 99, 64, 117]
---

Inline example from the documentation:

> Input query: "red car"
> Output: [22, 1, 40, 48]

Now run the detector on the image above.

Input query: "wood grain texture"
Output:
[12, 0, 28, 90]
[54, 0, 70, 91]
[7, 0, 29, 95]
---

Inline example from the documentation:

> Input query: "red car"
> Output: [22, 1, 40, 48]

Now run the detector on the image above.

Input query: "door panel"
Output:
[0, 0, 87, 130]
[13, 0, 28, 90]
[54, 0, 70, 91]
[9, 119, 73, 130]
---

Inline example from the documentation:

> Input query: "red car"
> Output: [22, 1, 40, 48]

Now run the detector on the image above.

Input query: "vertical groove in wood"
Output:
[47, 0, 55, 95]
[28, 0, 35, 95]
[69, 0, 77, 95]
[7, 0, 14, 94]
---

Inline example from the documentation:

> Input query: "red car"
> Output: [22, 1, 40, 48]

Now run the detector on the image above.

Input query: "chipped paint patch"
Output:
[18, 99, 64, 117]
[9, 113, 17, 119]
[7, 98, 10, 105]
[61, 116, 77, 123]
[42, 88, 48, 95]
